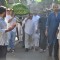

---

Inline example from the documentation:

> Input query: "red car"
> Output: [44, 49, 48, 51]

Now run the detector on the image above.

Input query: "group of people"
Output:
[0, 3, 60, 60]
[5, 8, 17, 52]
[22, 4, 60, 60]
[22, 13, 40, 52]
[0, 6, 17, 60]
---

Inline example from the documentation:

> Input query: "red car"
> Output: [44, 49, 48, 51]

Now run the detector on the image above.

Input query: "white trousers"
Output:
[34, 38, 39, 47]
[33, 34, 39, 47]
[25, 33, 33, 48]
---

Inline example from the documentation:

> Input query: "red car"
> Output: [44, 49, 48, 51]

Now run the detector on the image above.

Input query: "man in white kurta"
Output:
[32, 14, 40, 50]
[23, 14, 34, 52]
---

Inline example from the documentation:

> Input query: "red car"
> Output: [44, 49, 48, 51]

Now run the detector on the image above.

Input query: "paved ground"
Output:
[6, 43, 55, 60]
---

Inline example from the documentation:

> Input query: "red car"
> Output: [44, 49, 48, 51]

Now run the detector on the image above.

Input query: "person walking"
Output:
[23, 14, 34, 52]
[39, 13, 47, 52]
[0, 6, 16, 60]
[45, 4, 60, 60]
[5, 9, 16, 52]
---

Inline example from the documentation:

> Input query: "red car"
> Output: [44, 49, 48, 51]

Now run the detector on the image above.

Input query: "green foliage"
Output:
[0, 0, 7, 6]
[12, 3, 30, 15]
[57, 0, 60, 4]
[5, 0, 8, 7]
[35, 0, 42, 2]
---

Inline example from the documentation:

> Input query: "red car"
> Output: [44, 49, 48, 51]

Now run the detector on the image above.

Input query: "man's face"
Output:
[3, 12, 6, 18]
[29, 15, 33, 20]
[53, 5, 58, 12]
[6, 10, 10, 15]
[10, 10, 13, 15]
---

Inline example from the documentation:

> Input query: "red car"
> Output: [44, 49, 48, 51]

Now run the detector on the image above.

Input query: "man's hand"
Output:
[45, 29, 48, 37]
[5, 29, 9, 32]
[56, 30, 59, 36]
[5, 23, 16, 32]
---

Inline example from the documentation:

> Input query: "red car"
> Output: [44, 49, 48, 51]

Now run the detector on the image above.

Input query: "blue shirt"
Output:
[46, 12, 60, 44]
[0, 17, 9, 45]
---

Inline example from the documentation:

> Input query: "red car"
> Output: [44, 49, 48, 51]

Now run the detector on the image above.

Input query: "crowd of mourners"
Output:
[0, 4, 60, 60]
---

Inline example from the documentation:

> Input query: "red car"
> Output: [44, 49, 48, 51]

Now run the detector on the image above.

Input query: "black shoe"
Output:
[49, 52, 52, 57]
[25, 48, 29, 52]
[22, 46, 25, 48]
[49, 54, 52, 57]
[54, 57, 59, 60]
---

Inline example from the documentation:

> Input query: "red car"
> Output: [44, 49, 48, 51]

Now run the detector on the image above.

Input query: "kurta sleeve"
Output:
[46, 14, 51, 28]
[22, 18, 27, 27]
[0, 22, 5, 37]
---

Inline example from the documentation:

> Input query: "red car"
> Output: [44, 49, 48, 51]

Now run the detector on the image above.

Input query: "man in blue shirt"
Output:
[0, 6, 16, 60]
[45, 4, 60, 60]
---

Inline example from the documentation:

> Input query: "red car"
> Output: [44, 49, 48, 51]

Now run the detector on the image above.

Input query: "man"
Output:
[32, 13, 40, 23]
[0, 6, 16, 60]
[5, 8, 16, 52]
[45, 4, 60, 60]
[23, 14, 34, 52]
[22, 15, 29, 48]
[32, 13, 40, 50]
[0, 6, 7, 60]
[39, 12, 47, 52]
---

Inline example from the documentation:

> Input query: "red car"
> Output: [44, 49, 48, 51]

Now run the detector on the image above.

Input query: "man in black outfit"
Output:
[39, 13, 47, 52]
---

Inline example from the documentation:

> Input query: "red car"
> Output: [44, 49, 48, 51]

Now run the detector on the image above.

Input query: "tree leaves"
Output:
[12, 3, 30, 15]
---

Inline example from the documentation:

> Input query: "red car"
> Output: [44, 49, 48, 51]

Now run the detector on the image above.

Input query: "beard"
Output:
[3, 13, 6, 18]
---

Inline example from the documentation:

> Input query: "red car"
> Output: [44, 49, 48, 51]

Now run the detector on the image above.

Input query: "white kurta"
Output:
[32, 15, 40, 47]
[5, 15, 12, 39]
[25, 19, 34, 35]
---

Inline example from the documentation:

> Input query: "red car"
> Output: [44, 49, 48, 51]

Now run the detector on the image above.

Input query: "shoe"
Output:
[25, 48, 29, 52]
[49, 52, 52, 57]
[35, 47, 39, 51]
[12, 49, 15, 53]
[30, 47, 34, 50]
[39, 49, 44, 53]
[43, 49, 46, 52]
[22, 46, 25, 48]
[47, 55, 52, 60]
[7, 49, 12, 52]
[54, 57, 59, 60]
[49, 54, 52, 57]
[9, 49, 15, 53]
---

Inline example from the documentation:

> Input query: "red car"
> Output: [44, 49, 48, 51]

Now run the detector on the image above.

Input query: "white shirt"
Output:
[24, 19, 34, 35]
[5, 15, 16, 32]
[10, 17, 16, 32]
[32, 15, 40, 32]
[32, 15, 40, 23]
[0, 17, 9, 45]
[5, 15, 12, 28]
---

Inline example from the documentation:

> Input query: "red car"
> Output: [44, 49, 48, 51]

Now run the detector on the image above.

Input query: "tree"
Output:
[58, 0, 60, 3]
[0, 0, 7, 6]
[35, 0, 42, 2]
[54, 0, 60, 4]
[12, 3, 29, 15]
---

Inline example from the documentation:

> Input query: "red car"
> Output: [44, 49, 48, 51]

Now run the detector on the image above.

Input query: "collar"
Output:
[0, 17, 3, 20]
